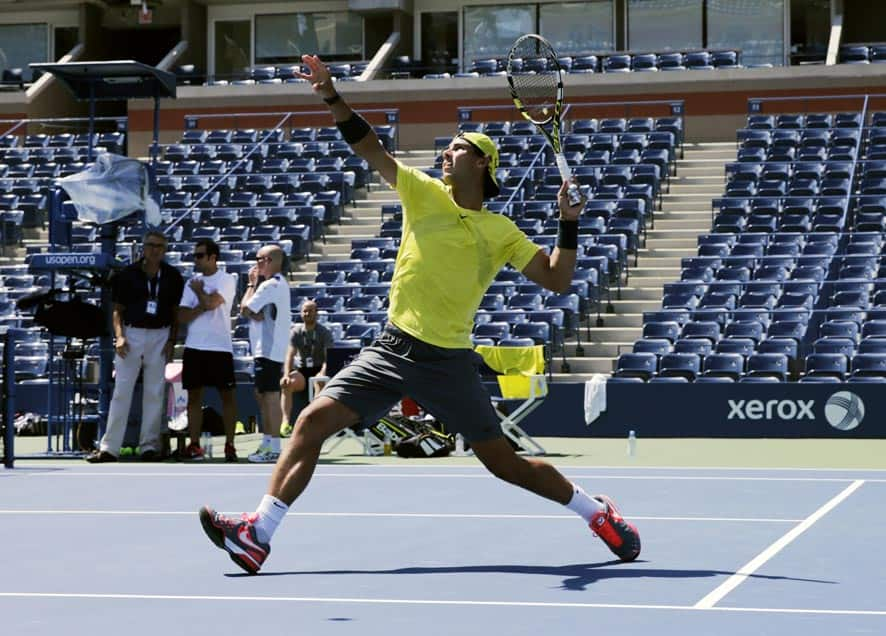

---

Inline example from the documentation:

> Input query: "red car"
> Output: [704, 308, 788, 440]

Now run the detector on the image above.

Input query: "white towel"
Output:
[584, 374, 608, 426]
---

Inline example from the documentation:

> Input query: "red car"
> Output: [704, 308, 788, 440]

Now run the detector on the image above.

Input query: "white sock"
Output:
[261, 434, 272, 448]
[253, 494, 288, 543]
[269, 436, 281, 453]
[564, 483, 606, 523]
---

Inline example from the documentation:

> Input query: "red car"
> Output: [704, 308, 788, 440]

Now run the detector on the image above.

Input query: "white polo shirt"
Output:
[246, 273, 291, 362]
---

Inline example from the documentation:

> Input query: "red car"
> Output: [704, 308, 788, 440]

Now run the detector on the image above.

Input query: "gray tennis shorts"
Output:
[319, 323, 503, 442]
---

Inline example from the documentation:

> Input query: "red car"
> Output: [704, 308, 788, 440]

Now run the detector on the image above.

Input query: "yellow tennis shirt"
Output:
[387, 162, 540, 349]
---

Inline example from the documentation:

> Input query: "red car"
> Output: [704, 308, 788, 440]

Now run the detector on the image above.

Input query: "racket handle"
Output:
[554, 153, 583, 206]
[566, 183, 582, 207]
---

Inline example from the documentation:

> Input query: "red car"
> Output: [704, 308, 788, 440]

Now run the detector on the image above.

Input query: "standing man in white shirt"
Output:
[240, 244, 291, 463]
[178, 238, 239, 462]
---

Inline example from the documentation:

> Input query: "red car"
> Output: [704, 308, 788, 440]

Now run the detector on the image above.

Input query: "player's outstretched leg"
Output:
[471, 436, 640, 561]
[198, 396, 360, 573]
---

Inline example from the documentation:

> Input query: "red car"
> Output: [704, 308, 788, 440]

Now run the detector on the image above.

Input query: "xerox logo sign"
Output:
[727, 399, 815, 421]
[824, 391, 865, 431]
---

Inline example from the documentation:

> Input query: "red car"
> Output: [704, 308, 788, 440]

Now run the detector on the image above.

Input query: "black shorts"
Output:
[254, 357, 283, 393]
[294, 366, 323, 389]
[319, 323, 502, 442]
[182, 347, 235, 391]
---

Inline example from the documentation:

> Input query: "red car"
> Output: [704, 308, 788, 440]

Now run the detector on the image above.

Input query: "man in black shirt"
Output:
[87, 231, 184, 462]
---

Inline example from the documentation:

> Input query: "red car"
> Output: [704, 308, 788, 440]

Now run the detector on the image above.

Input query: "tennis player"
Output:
[199, 54, 640, 573]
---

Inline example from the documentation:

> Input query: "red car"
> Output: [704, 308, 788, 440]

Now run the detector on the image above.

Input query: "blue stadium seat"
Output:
[803, 353, 849, 380]
[613, 352, 657, 380]
[474, 321, 511, 343]
[658, 352, 700, 380]
[633, 338, 672, 356]
[745, 353, 788, 381]
[658, 52, 684, 71]
[715, 337, 756, 357]
[850, 353, 886, 378]
[701, 352, 744, 380]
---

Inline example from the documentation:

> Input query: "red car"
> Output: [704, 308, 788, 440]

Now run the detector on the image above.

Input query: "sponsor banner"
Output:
[592, 383, 886, 438]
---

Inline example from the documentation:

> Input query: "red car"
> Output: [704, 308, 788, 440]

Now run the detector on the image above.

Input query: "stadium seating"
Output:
[430, 49, 742, 80]
[614, 106, 886, 383]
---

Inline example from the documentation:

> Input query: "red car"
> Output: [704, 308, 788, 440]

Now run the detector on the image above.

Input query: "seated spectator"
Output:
[280, 299, 334, 436]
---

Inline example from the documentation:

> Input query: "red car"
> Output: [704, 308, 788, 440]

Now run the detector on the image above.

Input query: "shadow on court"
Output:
[227, 561, 837, 591]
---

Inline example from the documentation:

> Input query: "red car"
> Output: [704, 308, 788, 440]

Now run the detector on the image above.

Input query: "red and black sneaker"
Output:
[181, 442, 204, 461]
[199, 506, 270, 574]
[224, 442, 238, 463]
[589, 495, 641, 562]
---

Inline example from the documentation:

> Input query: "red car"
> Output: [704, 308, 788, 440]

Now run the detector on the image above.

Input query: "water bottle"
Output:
[363, 429, 374, 456]
[203, 431, 213, 459]
[627, 430, 637, 458]
[383, 430, 393, 456]
[454, 434, 466, 456]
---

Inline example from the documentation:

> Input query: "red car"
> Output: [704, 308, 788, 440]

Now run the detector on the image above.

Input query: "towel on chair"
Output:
[584, 374, 608, 425]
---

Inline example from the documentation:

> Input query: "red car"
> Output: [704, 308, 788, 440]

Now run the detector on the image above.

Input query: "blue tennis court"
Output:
[2, 462, 885, 635]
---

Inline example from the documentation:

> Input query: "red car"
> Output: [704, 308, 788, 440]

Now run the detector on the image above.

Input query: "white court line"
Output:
[0, 509, 802, 523]
[20, 471, 886, 482]
[694, 479, 866, 610]
[0, 591, 884, 616]
[15, 462, 886, 472]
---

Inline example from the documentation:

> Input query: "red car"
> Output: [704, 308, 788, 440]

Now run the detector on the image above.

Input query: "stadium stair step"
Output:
[667, 182, 726, 194]
[563, 342, 632, 358]
[654, 209, 715, 221]
[586, 313, 644, 328]
[627, 269, 680, 281]
[668, 174, 726, 186]
[550, 356, 618, 374]
[645, 228, 710, 240]
[660, 199, 714, 212]
[606, 299, 667, 314]
[636, 247, 695, 260]
[644, 236, 699, 249]
[618, 287, 669, 301]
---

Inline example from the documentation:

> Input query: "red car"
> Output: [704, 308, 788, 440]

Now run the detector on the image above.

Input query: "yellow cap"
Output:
[457, 132, 500, 199]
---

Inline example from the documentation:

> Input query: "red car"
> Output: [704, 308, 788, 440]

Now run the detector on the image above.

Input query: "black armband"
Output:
[556, 219, 579, 250]
[323, 93, 341, 105]
[336, 112, 372, 145]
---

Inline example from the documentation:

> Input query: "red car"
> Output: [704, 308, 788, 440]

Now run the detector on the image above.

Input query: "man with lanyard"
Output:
[279, 299, 334, 437]
[199, 54, 640, 572]
[178, 238, 239, 462]
[87, 231, 184, 462]
[239, 244, 291, 463]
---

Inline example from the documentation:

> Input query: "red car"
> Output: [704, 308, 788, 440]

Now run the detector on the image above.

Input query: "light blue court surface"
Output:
[2, 463, 885, 635]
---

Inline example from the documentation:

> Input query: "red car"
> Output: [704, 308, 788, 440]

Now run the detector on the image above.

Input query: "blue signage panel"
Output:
[594, 383, 886, 438]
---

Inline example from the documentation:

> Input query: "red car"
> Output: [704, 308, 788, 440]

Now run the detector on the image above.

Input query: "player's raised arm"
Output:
[295, 54, 398, 187]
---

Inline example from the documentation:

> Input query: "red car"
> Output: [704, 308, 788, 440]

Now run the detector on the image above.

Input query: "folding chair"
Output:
[475, 344, 547, 455]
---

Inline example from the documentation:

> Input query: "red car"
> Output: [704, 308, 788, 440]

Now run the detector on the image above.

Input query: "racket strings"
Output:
[510, 72, 559, 123]
[508, 38, 560, 124]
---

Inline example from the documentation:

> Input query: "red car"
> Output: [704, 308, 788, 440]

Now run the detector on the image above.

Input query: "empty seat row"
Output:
[468, 49, 740, 76]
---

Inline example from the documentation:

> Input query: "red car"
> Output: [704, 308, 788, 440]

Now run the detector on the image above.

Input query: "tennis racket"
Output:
[506, 33, 582, 206]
